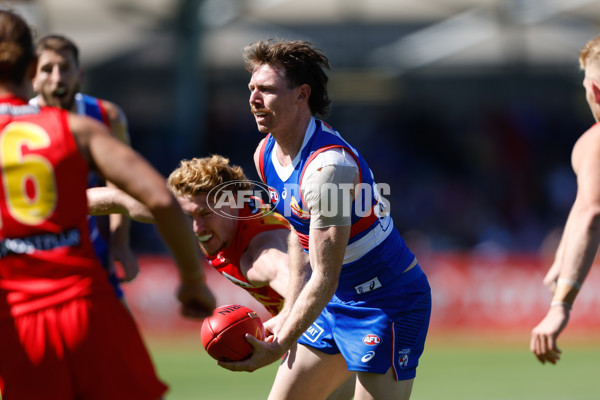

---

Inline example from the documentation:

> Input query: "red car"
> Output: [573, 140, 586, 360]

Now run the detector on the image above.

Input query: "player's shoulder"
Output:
[587, 121, 600, 134]
[253, 136, 269, 171]
[78, 93, 126, 124]
[577, 122, 600, 147]
[572, 122, 600, 168]
[98, 98, 127, 124]
[246, 226, 289, 258]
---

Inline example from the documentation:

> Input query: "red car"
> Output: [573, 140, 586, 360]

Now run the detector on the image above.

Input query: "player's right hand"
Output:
[217, 333, 287, 372]
[530, 305, 570, 364]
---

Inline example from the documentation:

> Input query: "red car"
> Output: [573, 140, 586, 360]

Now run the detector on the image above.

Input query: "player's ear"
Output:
[297, 83, 311, 103]
[592, 78, 600, 104]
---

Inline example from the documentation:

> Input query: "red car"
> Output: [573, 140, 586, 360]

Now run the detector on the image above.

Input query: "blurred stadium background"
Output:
[8, 1, 600, 398]
[13, 0, 600, 252]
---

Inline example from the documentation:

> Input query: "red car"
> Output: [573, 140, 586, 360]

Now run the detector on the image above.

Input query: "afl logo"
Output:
[268, 186, 279, 203]
[206, 180, 279, 220]
[362, 334, 381, 345]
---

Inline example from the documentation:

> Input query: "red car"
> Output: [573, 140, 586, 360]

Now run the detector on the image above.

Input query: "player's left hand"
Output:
[217, 334, 287, 372]
[263, 313, 285, 336]
[530, 305, 570, 364]
[177, 280, 216, 319]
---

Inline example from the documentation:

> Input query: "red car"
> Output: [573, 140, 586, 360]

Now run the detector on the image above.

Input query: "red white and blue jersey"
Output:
[74, 93, 110, 128]
[73, 94, 112, 267]
[257, 118, 430, 378]
[257, 118, 415, 273]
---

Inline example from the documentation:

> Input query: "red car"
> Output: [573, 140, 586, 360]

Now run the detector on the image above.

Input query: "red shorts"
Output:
[0, 294, 168, 400]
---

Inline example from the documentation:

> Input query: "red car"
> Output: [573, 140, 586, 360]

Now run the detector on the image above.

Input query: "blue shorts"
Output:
[298, 264, 431, 380]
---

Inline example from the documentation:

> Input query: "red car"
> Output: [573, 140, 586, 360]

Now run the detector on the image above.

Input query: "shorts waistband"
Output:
[336, 257, 422, 297]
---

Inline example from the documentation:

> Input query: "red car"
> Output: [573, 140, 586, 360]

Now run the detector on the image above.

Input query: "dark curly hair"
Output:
[243, 39, 331, 118]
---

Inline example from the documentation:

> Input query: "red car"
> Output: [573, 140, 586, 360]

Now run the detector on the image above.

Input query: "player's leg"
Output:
[334, 266, 430, 400]
[326, 374, 356, 400]
[268, 343, 353, 400]
[355, 369, 413, 400]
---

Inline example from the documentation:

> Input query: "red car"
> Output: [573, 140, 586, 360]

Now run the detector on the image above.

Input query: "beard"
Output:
[43, 83, 79, 111]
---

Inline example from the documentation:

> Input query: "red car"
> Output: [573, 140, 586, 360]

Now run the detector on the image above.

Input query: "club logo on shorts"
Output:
[303, 322, 324, 343]
[362, 334, 381, 345]
[361, 351, 375, 363]
[355, 277, 382, 294]
[398, 348, 411, 369]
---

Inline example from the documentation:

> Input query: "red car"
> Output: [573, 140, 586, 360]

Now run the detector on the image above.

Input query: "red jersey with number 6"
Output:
[0, 95, 112, 319]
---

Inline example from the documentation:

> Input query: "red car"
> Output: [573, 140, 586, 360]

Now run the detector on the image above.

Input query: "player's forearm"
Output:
[151, 202, 204, 282]
[553, 201, 600, 305]
[276, 271, 337, 348]
[87, 186, 155, 223]
[543, 217, 569, 291]
[280, 232, 311, 313]
[552, 210, 570, 268]
[87, 187, 125, 216]
[277, 226, 346, 347]
[109, 208, 131, 242]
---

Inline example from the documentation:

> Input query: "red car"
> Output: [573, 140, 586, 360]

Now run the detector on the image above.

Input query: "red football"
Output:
[201, 304, 265, 361]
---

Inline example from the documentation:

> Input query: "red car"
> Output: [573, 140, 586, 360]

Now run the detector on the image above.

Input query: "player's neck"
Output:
[272, 114, 311, 165]
[0, 82, 29, 100]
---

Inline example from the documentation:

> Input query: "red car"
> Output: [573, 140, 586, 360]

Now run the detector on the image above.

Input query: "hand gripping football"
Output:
[201, 304, 265, 361]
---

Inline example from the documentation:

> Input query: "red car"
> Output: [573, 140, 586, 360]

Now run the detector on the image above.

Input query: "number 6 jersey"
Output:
[0, 94, 111, 319]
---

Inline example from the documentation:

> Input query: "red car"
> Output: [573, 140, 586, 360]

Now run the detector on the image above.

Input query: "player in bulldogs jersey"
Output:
[0, 10, 215, 399]
[217, 40, 432, 400]
[88, 154, 356, 399]
[30, 34, 137, 299]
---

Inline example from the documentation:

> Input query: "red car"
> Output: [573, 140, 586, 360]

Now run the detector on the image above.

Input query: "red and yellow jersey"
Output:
[0, 95, 112, 319]
[207, 201, 289, 316]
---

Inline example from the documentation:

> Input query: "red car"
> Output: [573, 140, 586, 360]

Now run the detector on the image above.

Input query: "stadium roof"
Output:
[10, 0, 600, 72]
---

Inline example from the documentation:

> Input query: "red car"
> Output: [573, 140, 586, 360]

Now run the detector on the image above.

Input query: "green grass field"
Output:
[148, 332, 600, 400]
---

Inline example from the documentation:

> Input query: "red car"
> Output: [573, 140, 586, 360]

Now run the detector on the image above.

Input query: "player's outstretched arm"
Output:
[531, 124, 600, 364]
[87, 187, 155, 223]
[270, 231, 311, 334]
[542, 224, 569, 293]
[101, 99, 139, 282]
[219, 225, 348, 372]
[243, 228, 291, 297]
[71, 113, 215, 318]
